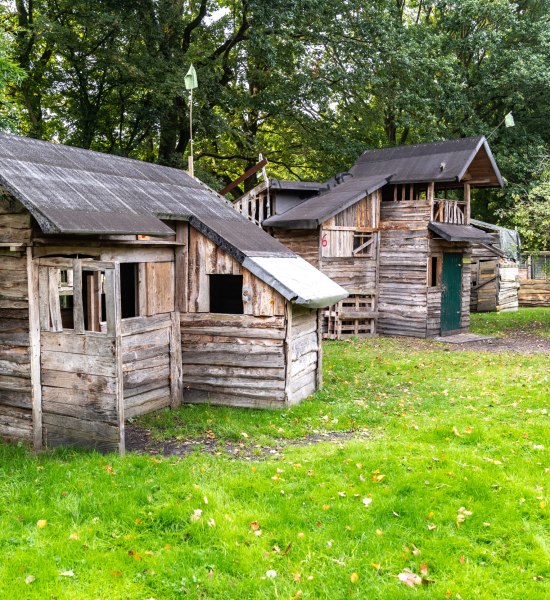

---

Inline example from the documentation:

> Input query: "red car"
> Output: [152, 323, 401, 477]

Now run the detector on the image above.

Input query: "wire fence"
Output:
[519, 253, 550, 279]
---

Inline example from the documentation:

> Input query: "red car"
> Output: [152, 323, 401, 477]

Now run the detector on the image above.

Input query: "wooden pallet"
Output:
[323, 293, 378, 339]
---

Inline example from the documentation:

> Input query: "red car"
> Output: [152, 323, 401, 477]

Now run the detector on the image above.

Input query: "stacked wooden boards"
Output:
[519, 280, 550, 307]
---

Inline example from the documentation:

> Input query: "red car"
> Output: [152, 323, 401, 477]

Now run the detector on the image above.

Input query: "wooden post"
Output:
[73, 259, 85, 333]
[316, 308, 323, 389]
[169, 311, 183, 408]
[464, 182, 471, 224]
[283, 302, 293, 404]
[48, 268, 62, 332]
[175, 222, 188, 313]
[27, 248, 43, 451]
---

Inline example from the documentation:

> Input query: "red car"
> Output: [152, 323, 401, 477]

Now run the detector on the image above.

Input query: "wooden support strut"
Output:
[218, 158, 268, 197]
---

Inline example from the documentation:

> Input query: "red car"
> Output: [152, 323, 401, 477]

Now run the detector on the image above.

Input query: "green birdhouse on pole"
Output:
[185, 64, 198, 177]
[185, 64, 198, 90]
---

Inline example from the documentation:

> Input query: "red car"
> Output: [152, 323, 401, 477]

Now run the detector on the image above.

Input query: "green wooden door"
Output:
[441, 253, 462, 333]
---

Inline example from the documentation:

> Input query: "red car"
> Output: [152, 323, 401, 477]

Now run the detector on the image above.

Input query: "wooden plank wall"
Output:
[377, 200, 431, 337]
[181, 313, 287, 408]
[270, 229, 320, 268]
[286, 306, 319, 405]
[518, 280, 550, 307]
[182, 227, 290, 408]
[187, 227, 286, 316]
[122, 314, 173, 418]
[40, 331, 121, 451]
[0, 190, 33, 442]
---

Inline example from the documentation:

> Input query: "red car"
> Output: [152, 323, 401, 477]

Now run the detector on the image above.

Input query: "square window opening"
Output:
[209, 274, 244, 314]
[353, 232, 374, 257]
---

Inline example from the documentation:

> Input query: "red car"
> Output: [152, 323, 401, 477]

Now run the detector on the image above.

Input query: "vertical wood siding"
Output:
[0, 190, 33, 441]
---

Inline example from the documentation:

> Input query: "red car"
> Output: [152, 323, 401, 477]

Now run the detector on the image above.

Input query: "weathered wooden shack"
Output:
[0, 134, 347, 453]
[469, 219, 520, 312]
[236, 137, 504, 338]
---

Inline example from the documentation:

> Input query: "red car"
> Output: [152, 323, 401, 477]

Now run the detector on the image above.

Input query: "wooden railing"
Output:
[232, 180, 271, 227]
[431, 199, 468, 224]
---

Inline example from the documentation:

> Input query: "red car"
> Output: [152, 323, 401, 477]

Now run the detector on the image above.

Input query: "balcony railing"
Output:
[431, 199, 468, 224]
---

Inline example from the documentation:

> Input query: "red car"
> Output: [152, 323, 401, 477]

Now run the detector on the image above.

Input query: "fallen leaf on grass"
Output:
[36, 519, 47, 529]
[250, 520, 261, 531]
[111, 571, 123, 577]
[103, 464, 114, 475]
[350, 572, 359, 583]
[362, 497, 373, 507]
[128, 550, 142, 561]
[60, 570, 74, 577]
[420, 563, 428, 576]
[25, 575, 35, 584]
[281, 542, 292, 556]
[290, 591, 302, 600]
[69, 532, 78, 540]
[265, 570, 277, 578]
[322, 504, 330, 510]
[375, 529, 384, 536]
[398, 570, 422, 588]
[190, 509, 203, 522]
[452, 426, 463, 438]
[427, 523, 437, 531]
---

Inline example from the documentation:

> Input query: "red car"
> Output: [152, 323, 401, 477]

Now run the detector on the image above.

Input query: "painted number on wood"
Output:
[322, 233, 328, 247]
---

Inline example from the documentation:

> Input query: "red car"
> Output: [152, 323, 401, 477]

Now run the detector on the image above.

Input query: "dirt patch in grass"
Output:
[442, 331, 550, 354]
[392, 331, 550, 355]
[125, 424, 371, 459]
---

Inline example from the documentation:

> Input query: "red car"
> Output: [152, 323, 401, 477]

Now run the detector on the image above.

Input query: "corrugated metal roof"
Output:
[0, 133, 348, 307]
[262, 137, 502, 229]
[264, 174, 389, 229]
[0, 133, 292, 257]
[352, 136, 503, 186]
[428, 222, 495, 243]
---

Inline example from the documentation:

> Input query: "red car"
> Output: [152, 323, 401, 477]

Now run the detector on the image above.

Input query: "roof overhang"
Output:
[457, 136, 504, 188]
[428, 222, 495, 244]
[242, 255, 348, 308]
[263, 174, 390, 229]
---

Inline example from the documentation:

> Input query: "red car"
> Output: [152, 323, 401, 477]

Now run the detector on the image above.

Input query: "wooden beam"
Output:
[218, 158, 268, 196]
[27, 248, 43, 451]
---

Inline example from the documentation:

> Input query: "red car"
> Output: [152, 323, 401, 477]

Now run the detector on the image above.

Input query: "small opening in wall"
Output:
[209, 274, 244, 314]
[120, 262, 139, 318]
[429, 256, 440, 287]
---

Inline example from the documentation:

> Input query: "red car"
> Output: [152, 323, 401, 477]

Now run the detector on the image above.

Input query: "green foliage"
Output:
[0, 33, 25, 131]
[1, 310, 549, 598]
[506, 175, 550, 251]
[2, 0, 549, 227]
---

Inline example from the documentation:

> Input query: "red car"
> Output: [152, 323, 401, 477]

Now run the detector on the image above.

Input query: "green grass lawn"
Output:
[470, 307, 550, 338]
[0, 309, 549, 599]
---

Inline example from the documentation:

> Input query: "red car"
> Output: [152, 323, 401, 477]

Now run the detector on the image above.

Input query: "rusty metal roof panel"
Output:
[263, 174, 389, 228]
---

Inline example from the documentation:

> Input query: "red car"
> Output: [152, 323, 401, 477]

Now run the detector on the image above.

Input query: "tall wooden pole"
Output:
[188, 88, 194, 178]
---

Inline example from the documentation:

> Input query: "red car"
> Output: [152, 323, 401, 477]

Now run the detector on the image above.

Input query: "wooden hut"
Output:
[0, 134, 347, 453]
[236, 137, 504, 338]
[469, 219, 520, 312]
